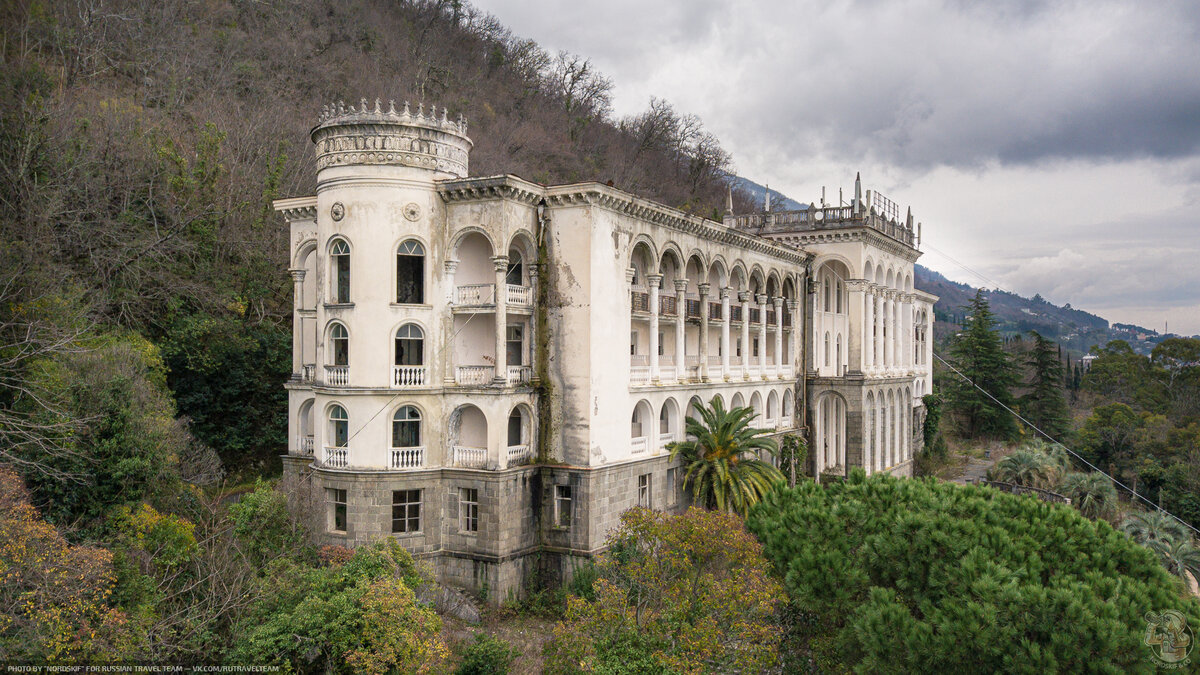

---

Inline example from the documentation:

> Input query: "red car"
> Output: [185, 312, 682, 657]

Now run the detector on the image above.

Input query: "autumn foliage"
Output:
[546, 507, 784, 673]
[0, 467, 141, 662]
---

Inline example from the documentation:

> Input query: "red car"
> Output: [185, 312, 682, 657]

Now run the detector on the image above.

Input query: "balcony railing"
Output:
[631, 436, 648, 454]
[707, 355, 721, 365]
[325, 365, 349, 386]
[631, 290, 650, 313]
[749, 308, 761, 323]
[685, 298, 701, 319]
[392, 365, 427, 387]
[506, 284, 532, 306]
[709, 302, 723, 320]
[779, 417, 794, 430]
[631, 354, 649, 366]
[658, 433, 674, 447]
[302, 364, 315, 382]
[323, 446, 348, 468]
[453, 445, 487, 469]
[659, 295, 677, 316]
[631, 366, 650, 384]
[731, 306, 743, 322]
[506, 365, 532, 385]
[456, 284, 495, 305]
[389, 446, 425, 469]
[456, 365, 494, 386]
[767, 310, 777, 325]
[783, 312, 793, 328]
[507, 445, 532, 466]
[298, 435, 314, 455]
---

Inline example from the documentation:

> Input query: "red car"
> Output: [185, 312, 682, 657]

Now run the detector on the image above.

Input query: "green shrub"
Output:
[455, 633, 519, 675]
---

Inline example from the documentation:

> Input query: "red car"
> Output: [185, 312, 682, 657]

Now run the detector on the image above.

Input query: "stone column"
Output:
[756, 293, 768, 378]
[289, 269, 305, 376]
[864, 288, 875, 371]
[786, 299, 800, 375]
[647, 274, 662, 384]
[444, 259, 459, 304]
[674, 279, 688, 381]
[527, 267, 539, 383]
[884, 293, 894, 370]
[773, 297, 784, 378]
[698, 283, 711, 382]
[904, 294, 914, 373]
[720, 287, 731, 380]
[492, 256, 509, 385]
[846, 281, 865, 375]
[739, 291, 752, 380]
[874, 293, 884, 372]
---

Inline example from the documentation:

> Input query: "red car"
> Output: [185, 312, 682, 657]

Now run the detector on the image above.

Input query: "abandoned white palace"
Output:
[276, 100, 936, 597]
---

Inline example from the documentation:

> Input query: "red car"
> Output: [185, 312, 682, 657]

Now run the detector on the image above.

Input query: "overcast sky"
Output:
[473, 0, 1200, 336]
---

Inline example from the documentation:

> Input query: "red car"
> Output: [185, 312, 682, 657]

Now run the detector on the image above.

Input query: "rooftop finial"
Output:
[764, 184, 771, 212]
[853, 172, 863, 214]
[906, 206, 913, 229]
[725, 185, 734, 215]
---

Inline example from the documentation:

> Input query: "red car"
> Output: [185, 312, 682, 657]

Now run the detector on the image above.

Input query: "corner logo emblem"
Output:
[1145, 610, 1193, 668]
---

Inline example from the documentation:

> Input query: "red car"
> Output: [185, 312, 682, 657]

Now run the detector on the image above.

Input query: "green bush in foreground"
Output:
[745, 470, 1200, 674]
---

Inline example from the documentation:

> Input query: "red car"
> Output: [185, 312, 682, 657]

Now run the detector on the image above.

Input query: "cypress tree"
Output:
[946, 290, 1019, 438]
[1020, 331, 1071, 438]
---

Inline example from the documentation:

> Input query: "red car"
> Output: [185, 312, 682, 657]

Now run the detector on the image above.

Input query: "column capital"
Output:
[755, 293, 768, 305]
[492, 255, 510, 272]
[646, 273, 663, 284]
[626, 267, 637, 284]
[698, 282, 711, 297]
[847, 279, 869, 292]
[738, 290, 752, 303]
[719, 287, 731, 300]
[772, 296, 784, 308]
[288, 269, 307, 282]
[673, 278, 689, 293]
[444, 259, 459, 274]
[786, 299, 799, 312]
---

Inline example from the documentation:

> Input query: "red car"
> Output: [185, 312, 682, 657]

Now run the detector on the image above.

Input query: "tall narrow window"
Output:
[392, 406, 420, 448]
[395, 324, 424, 366]
[506, 253, 523, 286]
[630, 331, 638, 356]
[506, 324, 524, 366]
[330, 323, 349, 366]
[329, 405, 348, 448]
[326, 488, 347, 532]
[824, 332, 831, 367]
[392, 489, 421, 533]
[666, 467, 679, 507]
[460, 488, 479, 533]
[396, 240, 424, 304]
[836, 280, 844, 313]
[330, 239, 350, 303]
[631, 411, 642, 438]
[659, 406, 670, 435]
[508, 409, 523, 447]
[637, 474, 652, 508]
[554, 485, 572, 528]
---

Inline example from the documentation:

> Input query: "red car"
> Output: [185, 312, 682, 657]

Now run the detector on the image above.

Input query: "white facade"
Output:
[275, 101, 934, 597]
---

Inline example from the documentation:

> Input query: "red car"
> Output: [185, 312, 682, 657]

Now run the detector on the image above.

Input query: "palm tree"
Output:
[1121, 510, 1190, 548]
[1058, 472, 1118, 520]
[989, 448, 1060, 489]
[1146, 536, 1200, 585]
[668, 397, 784, 515]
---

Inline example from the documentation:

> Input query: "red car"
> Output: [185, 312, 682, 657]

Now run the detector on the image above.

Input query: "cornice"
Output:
[436, 175, 545, 206]
[274, 196, 318, 222]
[544, 183, 812, 266]
[762, 227, 921, 262]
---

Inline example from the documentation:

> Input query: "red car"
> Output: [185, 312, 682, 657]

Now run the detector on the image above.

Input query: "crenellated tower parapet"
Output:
[311, 98, 473, 178]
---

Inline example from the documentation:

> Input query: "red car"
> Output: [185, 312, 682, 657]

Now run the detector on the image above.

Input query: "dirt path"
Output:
[951, 456, 993, 484]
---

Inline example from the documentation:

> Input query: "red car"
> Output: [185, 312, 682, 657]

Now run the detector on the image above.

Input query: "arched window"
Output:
[392, 406, 420, 448]
[659, 405, 670, 434]
[396, 240, 425, 304]
[824, 332, 831, 367]
[508, 408, 525, 446]
[330, 323, 349, 366]
[836, 335, 843, 371]
[767, 391, 778, 420]
[823, 277, 831, 312]
[330, 239, 350, 303]
[395, 324, 424, 366]
[329, 405, 348, 447]
[506, 252, 524, 286]
[836, 280, 843, 313]
[631, 410, 642, 438]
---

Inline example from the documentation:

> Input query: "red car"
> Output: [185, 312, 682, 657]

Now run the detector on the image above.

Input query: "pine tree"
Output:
[1020, 331, 1071, 438]
[946, 290, 1019, 438]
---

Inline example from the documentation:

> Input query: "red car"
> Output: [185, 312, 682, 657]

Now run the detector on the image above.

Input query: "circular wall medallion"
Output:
[403, 202, 422, 222]
[330, 202, 345, 222]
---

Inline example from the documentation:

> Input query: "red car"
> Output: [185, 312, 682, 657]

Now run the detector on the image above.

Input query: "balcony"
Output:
[507, 445, 532, 466]
[506, 284, 532, 307]
[324, 365, 349, 386]
[658, 433, 674, 448]
[456, 365, 494, 386]
[767, 310, 777, 325]
[631, 436, 648, 454]
[659, 295, 677, 316]
[298, 435, 314, 455]
[685, 298, 701, 319]
[453, 445, 487, 469]
[323, 446, 348, 468]
[456, 283, 495, 305]
[731, 306, 743, 323]
[779, 417, 794, 430]
[389, 446, 425, 469]
[749, 308, 761, 323]
[631, 289, 650, 313]
[302, 364, 315, 383]
[506, 365, 532, 385]
[709, 302, 722, 321]
[392, 365, 428, 387]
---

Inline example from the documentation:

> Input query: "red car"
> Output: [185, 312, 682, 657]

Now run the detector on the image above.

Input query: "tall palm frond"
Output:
[1059, 472, 1117, 520]
[990, 448, 1060, 489]
[668, 397, 784, 515]
[1121, 510, 1190, 547]
[1146, 536, 1200, 583]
